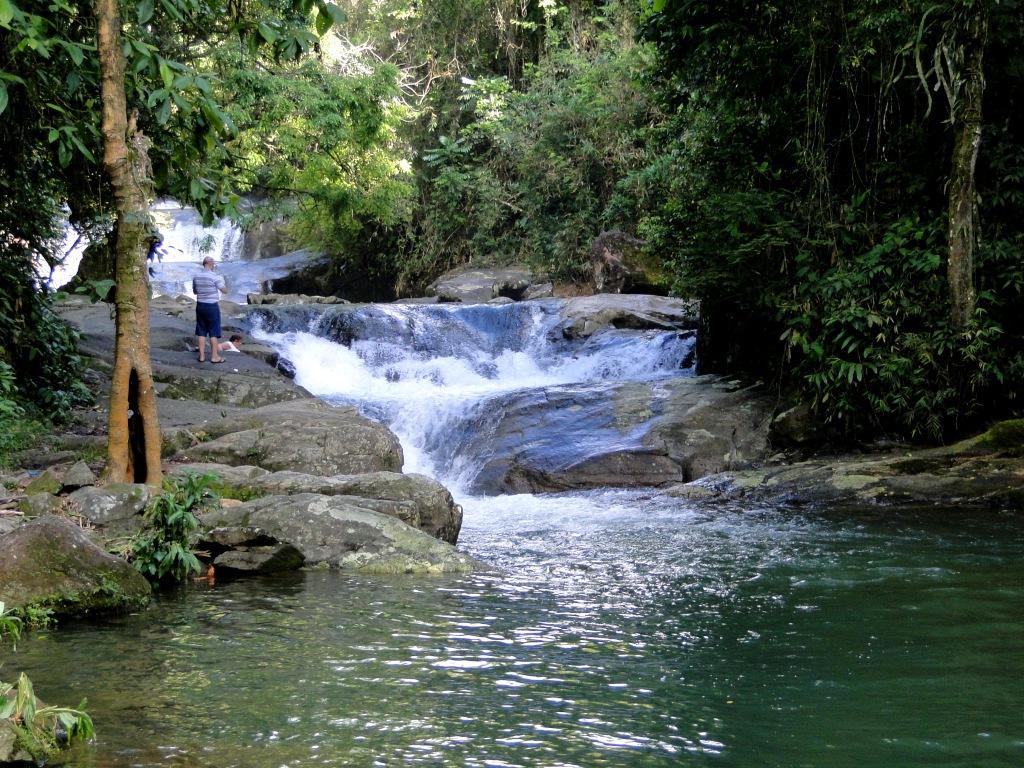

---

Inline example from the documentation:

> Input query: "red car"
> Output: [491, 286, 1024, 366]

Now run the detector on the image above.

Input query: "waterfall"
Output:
[252, 300, 695, 496]
[47, 201, 315, 303]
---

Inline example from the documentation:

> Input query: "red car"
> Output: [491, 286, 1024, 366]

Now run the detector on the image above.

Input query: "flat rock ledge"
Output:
[672, 429, 1024, 510]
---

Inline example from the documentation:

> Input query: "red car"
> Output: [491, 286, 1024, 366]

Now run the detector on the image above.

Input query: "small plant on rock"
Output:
[0, 602, 21, 649]
[132, 471, 220, 586]
[1, 672, 95, 761]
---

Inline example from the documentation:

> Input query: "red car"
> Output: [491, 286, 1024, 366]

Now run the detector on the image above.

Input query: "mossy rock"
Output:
[0, 516, 151, 620]
[976, 419, 1024, 456]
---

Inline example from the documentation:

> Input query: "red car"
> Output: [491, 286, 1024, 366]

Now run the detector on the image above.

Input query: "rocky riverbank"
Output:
[4, 280, 1024, 628]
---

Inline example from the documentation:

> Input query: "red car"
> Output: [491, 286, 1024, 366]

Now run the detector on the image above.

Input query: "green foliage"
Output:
[0, 673, 95, 761]
[0, 601, 22, 648]
[638, 0, 1024, 441]
[409, 20, 662, 289]
[131, 471, 219, 585]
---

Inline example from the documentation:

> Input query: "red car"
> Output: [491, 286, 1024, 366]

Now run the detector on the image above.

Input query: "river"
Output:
[7, 300, 1024, 767]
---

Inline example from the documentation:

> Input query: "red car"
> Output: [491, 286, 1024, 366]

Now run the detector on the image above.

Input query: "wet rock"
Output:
[198, 494, 481, 573]
[246, 293, 350, 305]
[67, 483, 150, 534]
[682, 436, 1024, 509]
[201, 527, 305, 573]
[468, 375, 774, 494]
[61, 460, 97, 491]
[172, 399, 404, 476]
[0, 516, 151, 619]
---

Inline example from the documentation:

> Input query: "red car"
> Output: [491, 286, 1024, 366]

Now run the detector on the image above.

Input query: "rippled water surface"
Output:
[8, 494, 1024, 767]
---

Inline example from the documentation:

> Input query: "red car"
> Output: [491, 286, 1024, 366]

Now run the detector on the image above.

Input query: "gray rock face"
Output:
[683, 447, 1024, 509]
[168, 465, 463, 545]
[246, 293, 350, 305]
[202, 527, 305, 573]
[61, 460, 97, 491]
[172, 399, 404, 475]
[0, 516, 151, 618]
[198, 494, 479, 573]
[558, 294, 699, 339]
[467, 375, 774, 494]
[427, 267, 538, 303]
[24, 469, 61, 496]
[68, 483, 150, 534]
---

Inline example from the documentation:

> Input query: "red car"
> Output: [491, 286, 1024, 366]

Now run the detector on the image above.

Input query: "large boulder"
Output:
[558, 294, 699, 339]
[468, 375, 774, 494]
[67, 483, 150, 535]
[0, 516, 151, 619]
[172, 399, 404, 475]
[198, 494, 479, 573]
[427, 267, 537, 303]
[167, 464, 463, 545]
[589, 231, 667, 295]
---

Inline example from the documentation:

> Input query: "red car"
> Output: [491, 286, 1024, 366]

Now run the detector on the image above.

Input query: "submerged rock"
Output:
[0, 516, 151, 619]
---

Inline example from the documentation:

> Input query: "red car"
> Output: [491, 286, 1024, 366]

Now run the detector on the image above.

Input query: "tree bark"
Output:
[94, 0, 163, 485]
[947, 8, 987, 333]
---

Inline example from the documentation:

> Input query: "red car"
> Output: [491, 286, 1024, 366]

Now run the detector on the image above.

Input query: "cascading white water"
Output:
[47, 200, 315, 304]
[252, 301, 695, 496]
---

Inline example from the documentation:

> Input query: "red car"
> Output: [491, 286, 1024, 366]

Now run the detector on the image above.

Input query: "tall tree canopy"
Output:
[639, 0, 1024, 440]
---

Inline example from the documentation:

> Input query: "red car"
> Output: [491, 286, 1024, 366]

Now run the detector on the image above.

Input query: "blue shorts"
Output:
[195, 302, 222, 338]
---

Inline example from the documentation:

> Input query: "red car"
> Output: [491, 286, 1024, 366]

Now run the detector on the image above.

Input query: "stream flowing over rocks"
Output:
[5, 264, 1024, 626]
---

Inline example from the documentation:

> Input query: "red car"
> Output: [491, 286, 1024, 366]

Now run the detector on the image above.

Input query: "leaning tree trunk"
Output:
[947, 8, 987, 333]
[94, 0, 163, 485]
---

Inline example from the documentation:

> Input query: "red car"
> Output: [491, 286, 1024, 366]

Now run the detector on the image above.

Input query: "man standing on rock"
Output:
[193, 256, 228, 364]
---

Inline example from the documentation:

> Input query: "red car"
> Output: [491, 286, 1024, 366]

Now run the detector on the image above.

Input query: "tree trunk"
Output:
[94, 0, 163, 485]
[947, 8, 987, 333]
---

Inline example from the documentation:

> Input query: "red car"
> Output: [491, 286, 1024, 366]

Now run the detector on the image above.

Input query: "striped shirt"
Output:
[193, 269, 226, 304]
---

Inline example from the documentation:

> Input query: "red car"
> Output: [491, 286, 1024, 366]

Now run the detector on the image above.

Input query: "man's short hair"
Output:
[202, 256, 215, 267]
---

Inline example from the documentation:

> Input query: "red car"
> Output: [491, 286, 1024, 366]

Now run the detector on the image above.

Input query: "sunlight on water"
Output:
[10, 504, 1024, 768]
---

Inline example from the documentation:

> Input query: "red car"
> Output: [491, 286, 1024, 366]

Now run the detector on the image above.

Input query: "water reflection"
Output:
[5, 500, 1024, 767]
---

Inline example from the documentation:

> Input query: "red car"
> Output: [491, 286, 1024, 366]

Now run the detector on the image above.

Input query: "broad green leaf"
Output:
[64, 41, 84, 66]
[315, 10, 330, 37]
[159, 59, 173, 89]
[0, 0, 14, 26]
[156, 97, 171, 124]
[70, 135, 95, 162]
[137, 0, 154, 24]
[257, 22, 279, 43]
[0, 82, 6, 116]
[146, 87, 168, 107]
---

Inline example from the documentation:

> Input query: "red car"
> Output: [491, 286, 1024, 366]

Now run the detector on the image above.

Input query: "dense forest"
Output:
[2, 0, 1023, 464]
